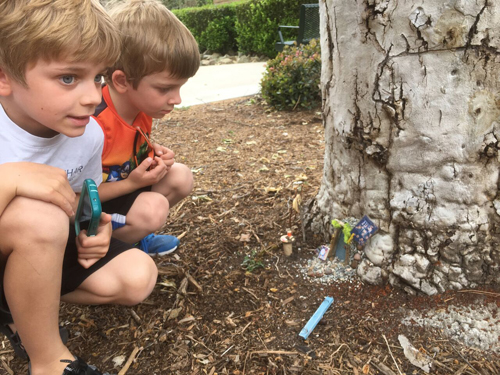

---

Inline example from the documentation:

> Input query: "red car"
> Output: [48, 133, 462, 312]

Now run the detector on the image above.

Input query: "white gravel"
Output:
[401, 302, 500, 353]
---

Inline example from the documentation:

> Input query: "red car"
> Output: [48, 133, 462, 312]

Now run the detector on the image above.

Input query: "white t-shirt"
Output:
[0, 104, 103, 192]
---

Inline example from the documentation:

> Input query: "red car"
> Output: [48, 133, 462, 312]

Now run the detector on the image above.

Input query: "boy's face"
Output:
[127, 70, 188, 119]
[0, 59, 106, 138]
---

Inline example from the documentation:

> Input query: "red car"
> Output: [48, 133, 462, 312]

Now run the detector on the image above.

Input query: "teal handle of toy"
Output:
[75, 179, 102, 236]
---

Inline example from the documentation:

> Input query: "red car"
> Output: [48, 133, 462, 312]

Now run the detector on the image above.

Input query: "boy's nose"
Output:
[168, 88, 182, 105]
[81, 83, 102, 107]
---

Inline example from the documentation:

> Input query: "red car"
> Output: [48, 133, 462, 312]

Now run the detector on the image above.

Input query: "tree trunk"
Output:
[309, 0, 500, 294]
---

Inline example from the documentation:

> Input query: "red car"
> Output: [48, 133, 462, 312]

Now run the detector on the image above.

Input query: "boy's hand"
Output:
[153, 143, 175, 172]
[128, 156, 168, 188]
[75, 212, 112, 269]
[9, 162, 75, 217]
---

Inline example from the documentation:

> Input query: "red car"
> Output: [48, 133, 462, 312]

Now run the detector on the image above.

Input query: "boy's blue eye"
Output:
[94, 74, 104, 84]
[60, 76, 75, 85]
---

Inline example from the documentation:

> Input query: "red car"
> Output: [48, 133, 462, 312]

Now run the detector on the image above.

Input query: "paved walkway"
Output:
[179, 62, 267, 107]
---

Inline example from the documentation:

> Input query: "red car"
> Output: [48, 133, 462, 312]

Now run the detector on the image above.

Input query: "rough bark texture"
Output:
[308, 0, 500, 294]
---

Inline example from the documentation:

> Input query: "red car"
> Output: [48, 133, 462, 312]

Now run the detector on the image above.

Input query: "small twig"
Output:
[450, 342, 481, 374]
[0, 358, 13, 375]
[458, 289, 500, 297]
[186, 335, 216, 355]
[243, 351, 250, 375]
[221, 344, 234, 357]
[130, 309, 142, 325]
[372, 361, 397, 375]
[157, 264, 184, 277]
[238, 321, 252, 335]
[171, 199, 187, 218]
[331, 343, 348, 358]
[178, 277, 188, 295]
[186, 272, 203, 293]
[250, 350, 300, 356]
[118, 346, 141, 375]
[292, 94, 302, 111]
[216, 207, 236, 217]
[250, 229, 261, 243]
[229, 120, 253, 127]
[274, 256, 285, 278]
[242, 287, 259, 300]
[256, 330, 268, 350]
[383, 335, 402, 375]
[432, 359, 455, 372]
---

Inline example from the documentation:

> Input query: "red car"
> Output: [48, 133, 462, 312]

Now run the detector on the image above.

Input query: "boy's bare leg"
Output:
[151, 162, 193, 207]
[111, 192, 170, 244]
[111, 163, 192, 244]
[61, 249, 157, 306]
[0, 197, 73, 375]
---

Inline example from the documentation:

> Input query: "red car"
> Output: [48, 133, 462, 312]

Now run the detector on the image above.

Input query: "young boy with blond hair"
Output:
[94, 0, 200, 255]
[0, 1, 157, 374]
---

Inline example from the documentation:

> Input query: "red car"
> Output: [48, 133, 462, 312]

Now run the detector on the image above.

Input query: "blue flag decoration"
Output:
[351, 215, 378, 246]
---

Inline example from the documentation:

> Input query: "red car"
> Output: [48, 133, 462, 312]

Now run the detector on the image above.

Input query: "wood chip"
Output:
[118, 346, 140, 375]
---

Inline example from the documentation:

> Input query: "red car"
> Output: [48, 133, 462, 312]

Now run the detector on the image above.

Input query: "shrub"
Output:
[173, 0, 318, 57]
[261, 39, 321, 110]
[199, 15, 237, 54]
[173, 3, 238, 53]
[162, 0, 213, 10]
[235, 0, 316, 58]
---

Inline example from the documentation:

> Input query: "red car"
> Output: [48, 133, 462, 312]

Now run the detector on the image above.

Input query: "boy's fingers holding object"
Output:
[99, 212, 112, 225]
[15, 163, 76, 216]
[48, 192, 76, 217]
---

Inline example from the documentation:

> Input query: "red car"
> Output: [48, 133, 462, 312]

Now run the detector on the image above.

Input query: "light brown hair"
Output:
[0, 0, 121, 86]
[107, 0, 200, 88]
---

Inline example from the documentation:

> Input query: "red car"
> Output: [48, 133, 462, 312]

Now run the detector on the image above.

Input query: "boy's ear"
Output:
[0, 67, 13, 96]
[111, 70, 131, 93]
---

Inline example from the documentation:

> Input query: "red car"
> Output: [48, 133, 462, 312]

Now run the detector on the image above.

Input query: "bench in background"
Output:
[275, 4, 320, 52]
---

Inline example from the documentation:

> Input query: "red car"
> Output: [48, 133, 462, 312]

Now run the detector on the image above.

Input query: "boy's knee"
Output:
[0, 197, 69, 250]
[118, 253, 157, 305]
[139, 193, 169, 229]
[170, 163, 194, 196]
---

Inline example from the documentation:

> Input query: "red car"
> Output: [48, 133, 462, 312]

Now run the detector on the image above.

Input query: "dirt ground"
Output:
[3, 97, 500, 375]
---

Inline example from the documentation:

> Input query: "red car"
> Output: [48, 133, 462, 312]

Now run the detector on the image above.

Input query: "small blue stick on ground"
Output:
[299, 297, 334, 339]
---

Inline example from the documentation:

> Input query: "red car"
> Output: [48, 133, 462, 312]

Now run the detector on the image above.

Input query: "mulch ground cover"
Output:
[3, 97, 500, 375]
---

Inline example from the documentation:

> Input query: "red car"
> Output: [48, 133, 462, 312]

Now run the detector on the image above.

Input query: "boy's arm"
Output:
[98, 156, 168, 202]
[0, 162, 75, 217]
[98, 176, 138, 202]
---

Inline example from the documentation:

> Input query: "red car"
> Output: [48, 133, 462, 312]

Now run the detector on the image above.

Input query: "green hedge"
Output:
[174, 3, 239, 53]
[235, 0, 315, 57]
[162, 0, 213, 10]
[173, 0, 318, 57]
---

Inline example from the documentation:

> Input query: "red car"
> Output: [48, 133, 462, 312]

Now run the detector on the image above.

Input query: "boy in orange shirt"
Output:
[94, 0, 200, 256]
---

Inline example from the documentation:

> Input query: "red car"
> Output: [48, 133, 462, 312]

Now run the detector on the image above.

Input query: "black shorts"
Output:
[101, 186, 151, 216]
[0, 223, 132, 315]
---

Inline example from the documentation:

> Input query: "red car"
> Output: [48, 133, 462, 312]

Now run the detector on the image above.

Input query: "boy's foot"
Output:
[138, 233, 179, 256]
[29, 356, 113, 375]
